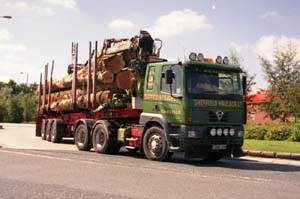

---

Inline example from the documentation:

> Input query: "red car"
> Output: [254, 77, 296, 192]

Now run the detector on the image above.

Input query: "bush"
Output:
[291, 123, 300, 142]
[264, 124, 292, 141]
[245, 124, 268, 140]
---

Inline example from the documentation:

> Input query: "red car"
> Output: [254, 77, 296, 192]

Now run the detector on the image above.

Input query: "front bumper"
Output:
[167, 124, 244, 159]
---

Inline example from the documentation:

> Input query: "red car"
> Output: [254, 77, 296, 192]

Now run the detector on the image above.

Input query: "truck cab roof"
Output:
[148, 60, 243, 73]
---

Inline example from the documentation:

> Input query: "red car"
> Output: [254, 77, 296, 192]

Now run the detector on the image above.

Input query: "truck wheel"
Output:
[35, 129, 41, 137]
[143, 126, 172, 161]
[45, 120, 53, 142]
[75, 123, 91, 151]
[51, 120, 63, 143]
[41, 119, 47, 140]
[204, 152, 222, 162]
[92, 123, 116, 154]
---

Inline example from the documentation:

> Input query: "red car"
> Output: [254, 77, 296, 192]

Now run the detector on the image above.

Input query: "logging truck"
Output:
[36, 31, 246, 161]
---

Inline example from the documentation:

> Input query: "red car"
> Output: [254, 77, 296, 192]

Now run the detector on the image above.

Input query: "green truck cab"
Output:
[140, 55, 246, 161]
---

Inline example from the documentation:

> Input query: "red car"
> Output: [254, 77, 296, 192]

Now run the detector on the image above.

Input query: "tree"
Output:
[6, 95, 24, 123]
[22, 94, 36, 122]
[7, 80, 20, 95]
[260, 43, 300, 122]
[228, 49, 256, 93]
[0, 98, 6, 122]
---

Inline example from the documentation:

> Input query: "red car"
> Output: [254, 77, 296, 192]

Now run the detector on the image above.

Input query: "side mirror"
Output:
[242, 76, 247, 95]
[165, 69, 174, 84]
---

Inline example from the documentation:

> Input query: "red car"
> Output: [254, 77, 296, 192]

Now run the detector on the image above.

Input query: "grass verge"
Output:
[243, 139, 300, 154]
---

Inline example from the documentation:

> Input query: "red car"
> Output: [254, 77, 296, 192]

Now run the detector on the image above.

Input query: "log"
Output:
[41, 32, 156, 112]
[103, 54, 125, 74]
[104, 40, 132, 55]
[97, 71, 114, 84]
[116, 69, 133, 90]
[49, 89, 127, 112]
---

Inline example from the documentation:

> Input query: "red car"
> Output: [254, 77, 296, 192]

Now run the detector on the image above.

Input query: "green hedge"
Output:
[245, 123, 296, 141]
[264, 125, 292, 141]
[291, 123, 300, 141]
[244, 124, 268, 140]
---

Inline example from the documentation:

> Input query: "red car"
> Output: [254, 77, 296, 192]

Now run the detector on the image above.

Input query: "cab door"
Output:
[159, 65, 184, 123]
[143, 66, 160, 114]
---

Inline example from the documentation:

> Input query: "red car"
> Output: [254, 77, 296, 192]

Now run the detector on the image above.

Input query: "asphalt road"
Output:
[0, 123, 300, 199]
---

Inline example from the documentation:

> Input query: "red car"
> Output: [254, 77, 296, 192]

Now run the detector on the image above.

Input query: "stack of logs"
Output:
[46, 39, 136, 112]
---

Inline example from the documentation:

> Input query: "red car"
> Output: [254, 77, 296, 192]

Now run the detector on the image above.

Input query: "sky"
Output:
[0, 0, 300, 91]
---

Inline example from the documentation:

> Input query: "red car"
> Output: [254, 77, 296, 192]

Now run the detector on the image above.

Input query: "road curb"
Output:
[243, 150, 300, 161]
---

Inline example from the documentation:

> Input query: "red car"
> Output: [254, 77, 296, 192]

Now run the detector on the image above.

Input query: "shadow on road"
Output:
[168, 156, 300, 172]
[110, 150, 300, 172]
[60, 138, 75, 145]
[116, 150, 300, 172]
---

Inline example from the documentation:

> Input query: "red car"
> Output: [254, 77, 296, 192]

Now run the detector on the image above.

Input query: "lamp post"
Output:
[20, 72, 29, 93]
[0, 16, 12, 19]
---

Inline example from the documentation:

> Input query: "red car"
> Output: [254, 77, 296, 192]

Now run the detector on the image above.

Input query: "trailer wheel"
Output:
[92, 123, 117, 154]
[41, 119, 47, 140]
[51, 120, 63, 143]
[46, 120, 53, 142]
[143, 126, 172, 161]
[75, 123, 91, 151]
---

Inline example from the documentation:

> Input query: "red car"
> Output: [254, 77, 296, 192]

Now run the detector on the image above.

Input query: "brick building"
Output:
[246, 90, 281, 124]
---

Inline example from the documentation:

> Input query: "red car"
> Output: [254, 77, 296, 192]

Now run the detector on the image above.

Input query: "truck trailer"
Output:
[36, 31, 246, 161]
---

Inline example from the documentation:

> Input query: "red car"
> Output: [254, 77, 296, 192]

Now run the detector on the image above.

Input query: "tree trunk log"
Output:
[103, 54, 125, 74]
[97, 71, 114, 84]
[116, 69, 133, 90]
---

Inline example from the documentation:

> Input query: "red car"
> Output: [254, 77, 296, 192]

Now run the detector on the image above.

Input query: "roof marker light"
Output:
[216, 56, 222, 64]
[197, 53, 204, 61]
[223, 56, 229, 65]
[189, 52, 197, 61]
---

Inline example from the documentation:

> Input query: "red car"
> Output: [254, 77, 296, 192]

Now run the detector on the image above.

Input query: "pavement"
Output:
[0, 122, 300, 165]
[1, 123, 300, 199]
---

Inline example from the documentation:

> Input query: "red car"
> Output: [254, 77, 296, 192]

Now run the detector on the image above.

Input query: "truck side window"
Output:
[146, 67, 155, 90]
[161, 65, 182, 94]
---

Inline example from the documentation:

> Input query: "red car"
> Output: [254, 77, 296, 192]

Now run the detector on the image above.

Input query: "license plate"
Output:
[212, 144, 227, 150]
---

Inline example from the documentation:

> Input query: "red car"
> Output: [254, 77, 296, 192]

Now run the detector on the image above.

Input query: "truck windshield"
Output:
[186, 70, 242, 96]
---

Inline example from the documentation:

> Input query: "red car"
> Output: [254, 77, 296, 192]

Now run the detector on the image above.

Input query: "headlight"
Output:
[197, 53, 204, 61]
[210, 128, 216, 136]
[229, 128, 235, 136]
[223, 56, 229, 65]
[223, 128, 229, 136]
[217, 128, 223, 136]
[189, 52, 197, 61]
[216, 56, 222, 64]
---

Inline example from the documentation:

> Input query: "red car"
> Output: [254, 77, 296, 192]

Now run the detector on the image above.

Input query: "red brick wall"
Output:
[247, 104, 281, 124]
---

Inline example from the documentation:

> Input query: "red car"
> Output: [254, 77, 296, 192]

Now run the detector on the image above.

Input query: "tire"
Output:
[41, 119, 47, 140]
[45, 120, 53, 142]
[35, 129, 41, 137]
[143, 126, 172, 161]
[204, 152, 223, 162]
[51, 120, 63, 143]
[92, 123, 117, 154]
[75, 123, 91, 151]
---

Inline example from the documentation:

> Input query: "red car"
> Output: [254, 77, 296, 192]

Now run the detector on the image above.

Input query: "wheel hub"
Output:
[149, 134, 162, 154]
[151, 140, 158, 150]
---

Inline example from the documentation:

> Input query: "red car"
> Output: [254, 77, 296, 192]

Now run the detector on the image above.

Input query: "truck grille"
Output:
[192, 110, 243, 123]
